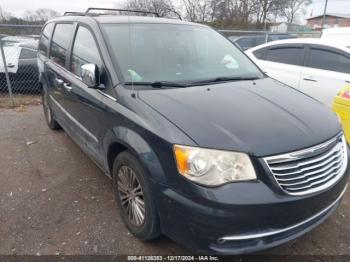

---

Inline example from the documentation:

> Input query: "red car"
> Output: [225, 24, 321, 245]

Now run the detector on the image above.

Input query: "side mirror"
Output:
[81, 64, 100, 88]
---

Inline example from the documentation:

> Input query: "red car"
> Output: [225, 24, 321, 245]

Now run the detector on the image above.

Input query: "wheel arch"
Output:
[105, 126, 166, 184]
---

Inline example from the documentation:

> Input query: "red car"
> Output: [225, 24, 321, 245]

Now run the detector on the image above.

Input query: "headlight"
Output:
[173, 145, 257, 186]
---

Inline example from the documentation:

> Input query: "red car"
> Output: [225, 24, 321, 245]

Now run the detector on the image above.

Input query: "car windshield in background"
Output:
[102, 24, 264, 85]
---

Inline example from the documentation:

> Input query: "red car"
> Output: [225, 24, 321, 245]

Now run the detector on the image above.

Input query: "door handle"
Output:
[7, 63, 15, 68]
[303, 77, 318, 82]
[55, 77, 64, 86]
[346, 80, 350, 84]
[63, 83, 72, 91]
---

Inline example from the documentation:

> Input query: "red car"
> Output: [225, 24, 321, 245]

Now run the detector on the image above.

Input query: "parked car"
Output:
[38, 9, 349, 255]
[228, 33, 295, 50]
[246, 38, 350, 107]
[322, 27, 350, 46]
[269, 33, 297, 41]
[1, 35, 38, 48]
[0, 36, 40, 93]
[228, 35, 271, 50]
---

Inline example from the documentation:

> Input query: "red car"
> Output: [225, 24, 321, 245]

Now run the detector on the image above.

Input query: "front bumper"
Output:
[156, 175, 348, 255]
[213, 184, 347, 254]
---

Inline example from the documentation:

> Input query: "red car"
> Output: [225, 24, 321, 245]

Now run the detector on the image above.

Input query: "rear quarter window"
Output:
[39, 23, 54, 56]
[265, 46, 304, 66]
[307, 48, 350, 74]
[50, 23, 74, 67]
[253, 48, 267, 59]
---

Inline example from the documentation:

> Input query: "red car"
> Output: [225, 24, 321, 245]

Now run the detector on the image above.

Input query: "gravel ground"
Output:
[0, 105, 350, 258]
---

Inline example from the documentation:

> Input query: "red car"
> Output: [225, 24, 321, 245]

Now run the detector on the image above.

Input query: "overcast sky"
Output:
[1, 0, 350, 22]
[0, 0, 123, 16]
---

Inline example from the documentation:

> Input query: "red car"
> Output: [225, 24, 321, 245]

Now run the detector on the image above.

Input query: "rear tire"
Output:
[42, 87, 61, 130]
[112, 151, 161, 240]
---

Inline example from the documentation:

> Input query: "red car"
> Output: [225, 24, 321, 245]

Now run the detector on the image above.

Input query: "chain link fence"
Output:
[0, 24, 42, 107]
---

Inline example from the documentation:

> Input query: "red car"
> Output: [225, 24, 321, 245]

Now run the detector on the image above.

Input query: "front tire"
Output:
[112, 151, 161, 240]
[42, 87, 60, 130]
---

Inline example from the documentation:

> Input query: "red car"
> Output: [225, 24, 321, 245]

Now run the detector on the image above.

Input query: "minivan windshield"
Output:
[102, 23, 264, 86]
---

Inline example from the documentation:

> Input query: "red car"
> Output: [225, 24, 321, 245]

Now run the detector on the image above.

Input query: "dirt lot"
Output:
[1, 105, 350, 257]
[0, 95, 42, 108]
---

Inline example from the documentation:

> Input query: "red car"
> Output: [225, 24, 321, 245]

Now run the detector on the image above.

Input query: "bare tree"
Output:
[118, 0, 309, 29]
[181, 0, 198, 21]
[23, 9, 60, 22]
[278, 0, 311, 23]
[182, 0, 216, 23]
[23, 10, 36, 22]
[256, 0, 280, 29]
[34, 9, 60, 22]
[238, 0, 259, 27]
[123, 0, 181, 18]
[209, 0, 259, 28]
[0, 5, 3, 21]
[0, 5, 12, 22]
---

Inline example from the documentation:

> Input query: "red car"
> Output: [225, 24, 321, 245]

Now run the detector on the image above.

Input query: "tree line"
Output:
[0, 6, 60, 25]
[0, 0, 311, 30]
[0, 6, 60, 36]
[123, 0, 311, 29]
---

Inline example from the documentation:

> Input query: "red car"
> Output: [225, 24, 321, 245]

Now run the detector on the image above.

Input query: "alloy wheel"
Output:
[117, 166, 145, 227]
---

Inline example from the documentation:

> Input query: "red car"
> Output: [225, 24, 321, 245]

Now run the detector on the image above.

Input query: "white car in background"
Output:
[246, 38, 350, 107]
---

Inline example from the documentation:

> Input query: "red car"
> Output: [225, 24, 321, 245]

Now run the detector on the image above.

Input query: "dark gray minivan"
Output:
[38, 8, 349, 254]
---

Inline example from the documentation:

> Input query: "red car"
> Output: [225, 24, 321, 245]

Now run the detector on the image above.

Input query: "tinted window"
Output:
[307, 48, 350, 74]
[265, 47, 304, 66]
[50, 23, 73, 67]
[39, 23, 54, 55]
[70, 26, 102, 76]
[19, 48, 36, 59]
[253, 48, 267, 59]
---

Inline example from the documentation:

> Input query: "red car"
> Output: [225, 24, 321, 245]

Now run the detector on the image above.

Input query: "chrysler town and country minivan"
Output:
[37, 8, 349, 254]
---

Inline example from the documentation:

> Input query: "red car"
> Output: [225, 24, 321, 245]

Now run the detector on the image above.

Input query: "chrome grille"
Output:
[264, 134, 348, 196]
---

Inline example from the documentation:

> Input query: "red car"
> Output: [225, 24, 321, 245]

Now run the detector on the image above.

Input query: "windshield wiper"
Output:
[125, 81, 188, 88]
[190, 76, 260, 86]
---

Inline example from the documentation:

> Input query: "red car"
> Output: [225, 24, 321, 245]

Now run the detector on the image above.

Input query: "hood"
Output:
[139, 78, 341, 157]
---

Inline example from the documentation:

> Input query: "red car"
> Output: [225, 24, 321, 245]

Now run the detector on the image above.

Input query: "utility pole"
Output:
[322, 0, 329, 29]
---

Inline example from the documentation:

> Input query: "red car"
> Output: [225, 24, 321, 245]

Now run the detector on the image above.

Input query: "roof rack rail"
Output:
[63, 11, 86, 16]
[85, 8, 160, 17]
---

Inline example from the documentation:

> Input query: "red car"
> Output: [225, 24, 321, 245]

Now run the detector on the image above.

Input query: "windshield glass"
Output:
[102, 23, 264, 84]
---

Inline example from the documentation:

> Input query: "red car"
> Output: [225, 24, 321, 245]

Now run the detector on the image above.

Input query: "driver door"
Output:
[61, 24, 113, 165]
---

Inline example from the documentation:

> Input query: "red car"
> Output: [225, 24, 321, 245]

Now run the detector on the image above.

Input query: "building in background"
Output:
[269, 22, 305, 33]
[307, 13, 350, 30]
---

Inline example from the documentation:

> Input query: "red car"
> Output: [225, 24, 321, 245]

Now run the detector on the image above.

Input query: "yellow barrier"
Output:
[333, 85, 350, 144]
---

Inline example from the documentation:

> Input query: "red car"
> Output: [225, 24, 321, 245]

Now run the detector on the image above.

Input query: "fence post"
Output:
[0, 38, 15, 107]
